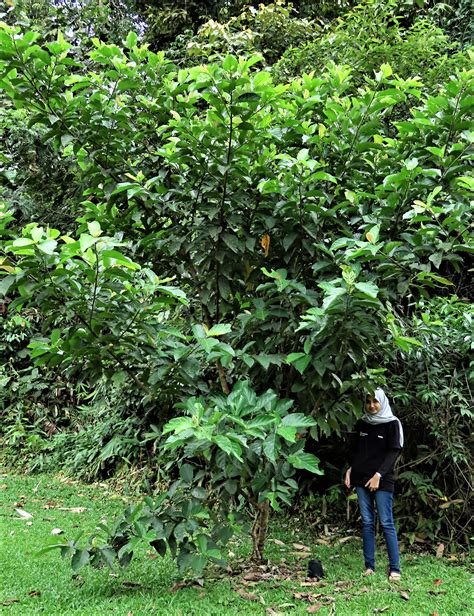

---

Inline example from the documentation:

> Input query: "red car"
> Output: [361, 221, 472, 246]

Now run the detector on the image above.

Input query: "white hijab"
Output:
[362, 388, 404, 447]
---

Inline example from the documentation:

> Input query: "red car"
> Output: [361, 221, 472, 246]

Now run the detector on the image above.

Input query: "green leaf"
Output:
[61, 134, 74, 148]
[0, 275, 15, 297]
[37, 240, 57, 255]
[71, 549, 90, 572]
[255, 354, 284, 369]
[192, 486, 207, 500]
[429, 253, 443, 270]
[179, 463, 194, 483]
[395, 336, 423, 351]
[221, 233, 240, 253]
[281, 413, 316, 428]
[31, 226, 43, 242]
[87, 221, 102, 238]
[276, 426, 298, 442]
[125, 31, 138, 48]
[366, 225, 380, 244]
[286, 352, 312, 373]
[287, 352, 306, 364]
[288, 452, 323, 474]
[162, 417, 194, 435]
[417, 273, 453, 286]
[155, 286, 188, 304]
[312, 171, 337, 183]
[321, 286, 346, 310]
[196, 534, 208, 553]
[406, 158, 419, 171]
[213, 435, 243, 461]
[100, 546, 117, 569]
[222, 55, 238, 71]
[101, 250, 139, 270]
[263, 433, 278, 462]
[354, 282, 379, 299]
[207, 323, 232, 337]
[50, 329, 61, 346]
[79, 234, 97, 253]
[12, 238, 34, 247]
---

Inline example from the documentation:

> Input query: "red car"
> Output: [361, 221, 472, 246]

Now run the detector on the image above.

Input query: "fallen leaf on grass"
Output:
[429, 612, 440, 616]
[359, 586, 370, 593]
[435, 543, 445, 558]
[338, 536, 356, 544]
[290, 551, 311, 558]
[59, 477, 77, 485]
[51, 528, 64, 535]
[28, 590, 41, 597]
[434, 579, 442, 586]
[271, 539, 286, 547]
[1, 599, 19, 606]
[0, 483, 8, 489]
[316, 539, 330, 546]
[301, 581, 327, 588]
[400, 591, 410, 601]
[294, 592, 334, 605]
[236, 588, 258, 601]
[428, 590, 446, 596]
[57, 507, 87, 513]
[15, 508, 33, 519]
[170, 582, 186, 592]
[293, 543, 310, 551]
[307, 604, 323, 613]
[373, 608, 389, 613]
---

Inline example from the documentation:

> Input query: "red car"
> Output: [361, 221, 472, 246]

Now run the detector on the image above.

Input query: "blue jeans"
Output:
[356, 487, 400, 573]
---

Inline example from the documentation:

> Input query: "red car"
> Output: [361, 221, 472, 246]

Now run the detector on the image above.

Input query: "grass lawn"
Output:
[0, 468, 472, 615]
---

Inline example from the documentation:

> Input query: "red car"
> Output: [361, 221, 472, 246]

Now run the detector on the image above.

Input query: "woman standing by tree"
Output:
[345, 389, 403, 581]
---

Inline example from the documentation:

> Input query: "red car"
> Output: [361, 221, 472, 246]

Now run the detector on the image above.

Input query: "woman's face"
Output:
[366, 396, 381, 415]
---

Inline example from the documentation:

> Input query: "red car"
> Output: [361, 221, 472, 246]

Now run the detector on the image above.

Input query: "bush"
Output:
[274, 2, 470, 89]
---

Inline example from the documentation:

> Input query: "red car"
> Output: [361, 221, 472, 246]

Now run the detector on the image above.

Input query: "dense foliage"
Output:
[0, 0, 472, 574]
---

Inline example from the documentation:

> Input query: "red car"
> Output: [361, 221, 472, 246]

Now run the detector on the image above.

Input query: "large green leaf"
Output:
[213, 435, 243, 461]
[281, 413, 317, 428]
[287, 452, 323, 475]
[162, 417, 194, 435]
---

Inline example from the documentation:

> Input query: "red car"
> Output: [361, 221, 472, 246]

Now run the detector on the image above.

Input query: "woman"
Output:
[345, 388, 403, 581]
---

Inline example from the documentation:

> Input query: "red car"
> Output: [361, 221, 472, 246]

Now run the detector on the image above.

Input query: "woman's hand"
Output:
[365, 474, 381, 492]
[344, 467, 352, 489]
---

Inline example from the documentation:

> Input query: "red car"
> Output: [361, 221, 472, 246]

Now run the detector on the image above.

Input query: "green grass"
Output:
[0, 468, 472, 615]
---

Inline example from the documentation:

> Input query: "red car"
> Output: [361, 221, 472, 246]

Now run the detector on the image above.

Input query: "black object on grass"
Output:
[308, 559, 325, 579]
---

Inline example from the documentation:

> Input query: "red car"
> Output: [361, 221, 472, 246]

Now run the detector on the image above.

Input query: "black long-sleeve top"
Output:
[348, 419, 402, 493]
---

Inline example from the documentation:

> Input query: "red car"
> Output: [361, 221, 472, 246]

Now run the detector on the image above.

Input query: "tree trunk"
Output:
[251, 500, 270, 562]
